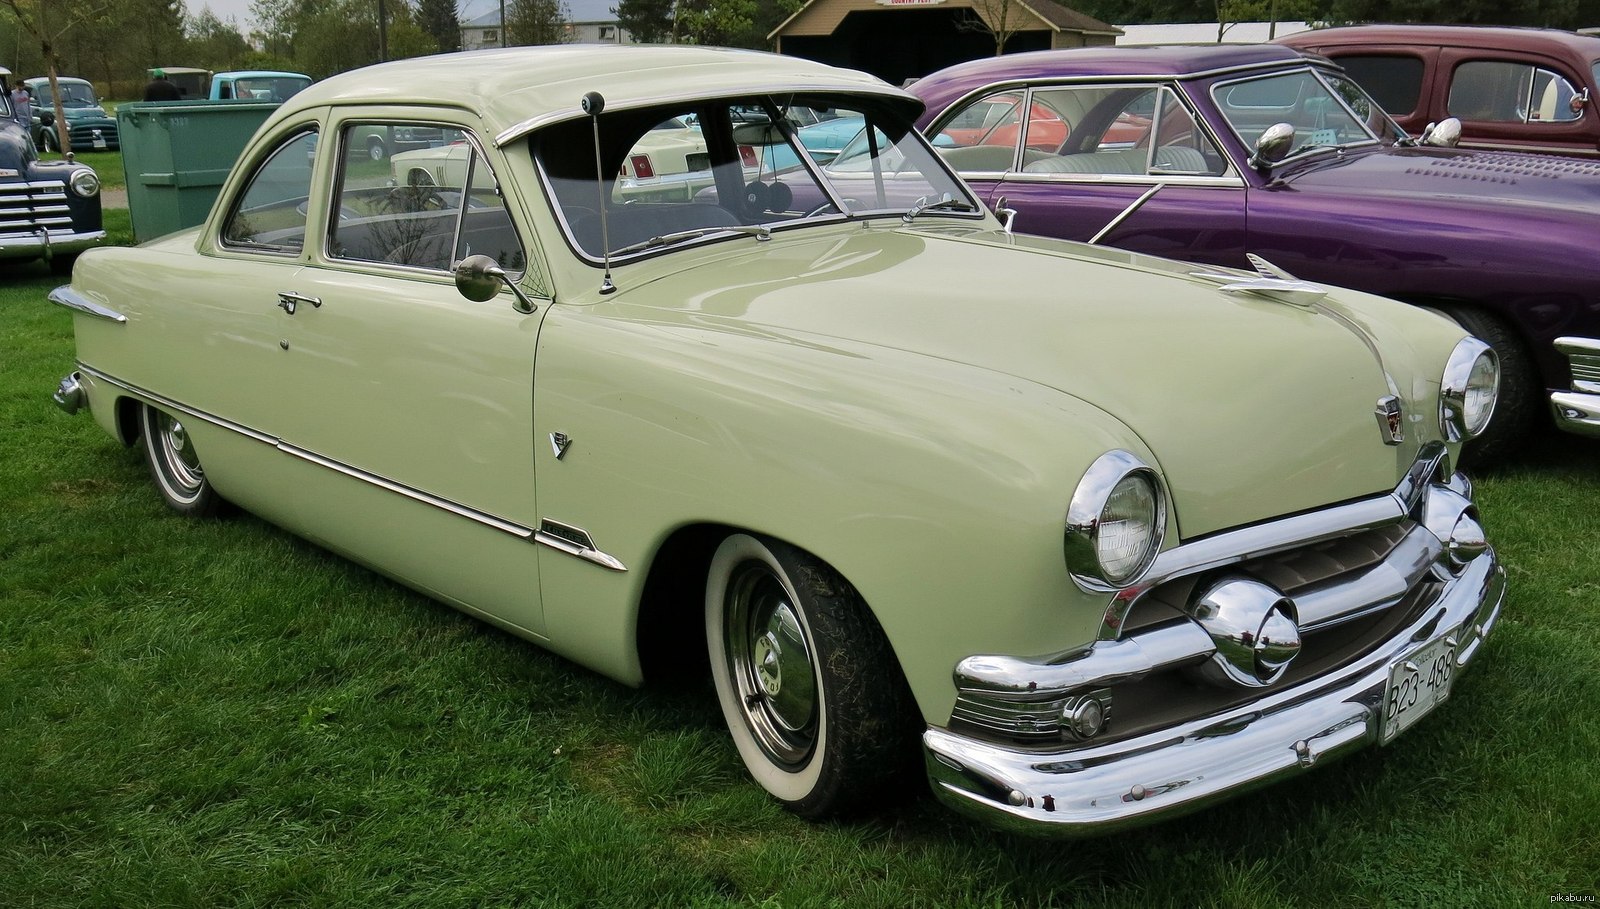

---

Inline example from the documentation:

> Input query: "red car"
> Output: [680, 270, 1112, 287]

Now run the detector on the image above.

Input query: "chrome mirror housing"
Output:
[455, 254, 536, 313]
[1420, 117, 1462, 148]
[1250, 122, 1295, 171]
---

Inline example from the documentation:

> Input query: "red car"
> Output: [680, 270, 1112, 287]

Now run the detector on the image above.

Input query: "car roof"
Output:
[218, 71, 311, 80]
[273, 45, 918, 147]
[26, 76, 92, 85]
[912, 43, 1309, 86]
[1281, 24, 1600, 58]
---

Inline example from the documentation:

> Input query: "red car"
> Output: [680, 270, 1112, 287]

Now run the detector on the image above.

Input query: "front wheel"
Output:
[706, 533, 916, 819]
[41, 129, 57, 153]
[140, 404, 226, 517]
[367, 137, 386, 161]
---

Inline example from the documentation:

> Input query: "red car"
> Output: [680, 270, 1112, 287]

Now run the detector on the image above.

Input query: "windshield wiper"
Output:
[902, 195, 976, 224]
[609, 225, 771, 256]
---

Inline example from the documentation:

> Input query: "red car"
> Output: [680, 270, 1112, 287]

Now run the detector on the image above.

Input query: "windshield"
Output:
[1211, 68, 1387, 153]
[233, 77, 310, 101]
[36, 82, 98, 107]
[536, 95, 979, 262]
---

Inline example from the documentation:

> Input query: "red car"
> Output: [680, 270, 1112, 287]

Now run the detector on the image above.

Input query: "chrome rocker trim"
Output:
[65, 362, 628, 572]
[1551, 337, 1600, 438]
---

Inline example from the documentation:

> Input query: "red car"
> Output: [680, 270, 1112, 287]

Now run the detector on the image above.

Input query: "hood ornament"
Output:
[1191, 254, 1329, 307]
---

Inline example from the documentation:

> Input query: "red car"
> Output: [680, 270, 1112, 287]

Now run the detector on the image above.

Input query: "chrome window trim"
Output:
[74, 362, 626, 572]
[1000, 173, 1246, 188]
[48, 286, 125, 323]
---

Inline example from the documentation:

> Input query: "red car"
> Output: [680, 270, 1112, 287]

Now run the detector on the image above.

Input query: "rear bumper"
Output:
[925, 551, 1503, 836]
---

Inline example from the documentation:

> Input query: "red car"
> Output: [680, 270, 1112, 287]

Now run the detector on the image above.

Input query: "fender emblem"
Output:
[1375, 396, 1404, 445]
[549, 431, 573, 460]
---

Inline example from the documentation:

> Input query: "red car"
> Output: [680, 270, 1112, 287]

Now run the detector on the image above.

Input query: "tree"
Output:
[187, 8, 252, 71]
[614, 0, 672, 43]
[0, 0, 110, 152]
[956, 0, 1027, 56]
[416, 0, 459, 51]
[506, 0, 570, 45]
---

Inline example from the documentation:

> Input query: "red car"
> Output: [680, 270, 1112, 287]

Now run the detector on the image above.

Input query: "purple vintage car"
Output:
[911, 44, 1600, 463]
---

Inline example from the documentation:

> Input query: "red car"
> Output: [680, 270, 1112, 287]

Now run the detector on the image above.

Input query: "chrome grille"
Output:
[1557, 337, 1600, 394]
[1570, 354, 1600, 392]
[0, 181, 75, 234]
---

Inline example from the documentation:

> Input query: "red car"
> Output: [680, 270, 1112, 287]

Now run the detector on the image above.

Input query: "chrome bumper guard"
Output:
[53, 371, 87, 415]
[923, 449, 1505, 836]
[1552, 337, 1600, 438]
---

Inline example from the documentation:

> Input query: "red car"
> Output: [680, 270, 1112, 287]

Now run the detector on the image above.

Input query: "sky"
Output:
[188, 0, 501, 34]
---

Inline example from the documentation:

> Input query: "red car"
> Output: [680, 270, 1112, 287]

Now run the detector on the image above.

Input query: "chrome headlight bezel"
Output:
[69, 168, 100, 198]
[1440, 337, 1499, 442]
[1064, 450, 1166, 592]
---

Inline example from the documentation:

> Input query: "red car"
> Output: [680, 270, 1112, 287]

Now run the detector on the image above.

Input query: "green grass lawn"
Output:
[38, 149, 126, 192]
[2, 254, 1598, 905]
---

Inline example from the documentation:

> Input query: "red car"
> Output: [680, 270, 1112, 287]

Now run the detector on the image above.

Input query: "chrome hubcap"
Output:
[726, 562, 818, 767]
[158, 414, 204, 492]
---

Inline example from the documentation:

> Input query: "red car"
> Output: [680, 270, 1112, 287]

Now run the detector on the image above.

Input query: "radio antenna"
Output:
[582, 91, 617, 295]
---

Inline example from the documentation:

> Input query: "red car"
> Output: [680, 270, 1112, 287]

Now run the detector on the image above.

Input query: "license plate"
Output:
[92, 138, 107, 149]
[1380, 629, 1457, 745]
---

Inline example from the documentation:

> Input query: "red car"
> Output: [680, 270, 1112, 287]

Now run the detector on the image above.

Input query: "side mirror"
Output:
[1250, 122, 1296, 171]
[1419, 118, 1462, 148]
[455, 254, 536, 314]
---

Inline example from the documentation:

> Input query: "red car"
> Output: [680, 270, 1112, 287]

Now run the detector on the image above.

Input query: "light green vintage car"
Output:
[50, 46, 1506, 836]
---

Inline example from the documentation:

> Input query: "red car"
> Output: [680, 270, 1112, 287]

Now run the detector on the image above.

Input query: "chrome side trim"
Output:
[70, 364, 627, 571]
[534, 519, 628, 572]
[1459, 140, 1600, 157]
[48, 285, 125, 323]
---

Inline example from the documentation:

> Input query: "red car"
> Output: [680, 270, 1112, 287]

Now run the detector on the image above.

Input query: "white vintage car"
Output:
[51, 46, 1504, 835]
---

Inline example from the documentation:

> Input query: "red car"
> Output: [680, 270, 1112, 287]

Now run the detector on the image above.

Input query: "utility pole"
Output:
[499, 0, 507, 45]
[378, 0, 389, 60]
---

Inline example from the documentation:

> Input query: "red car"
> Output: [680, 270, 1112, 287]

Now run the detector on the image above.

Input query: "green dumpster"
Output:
[117, 100, 279, 242]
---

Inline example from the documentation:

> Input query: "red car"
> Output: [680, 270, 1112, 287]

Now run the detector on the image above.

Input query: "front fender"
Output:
[529, 301, 1159, 724]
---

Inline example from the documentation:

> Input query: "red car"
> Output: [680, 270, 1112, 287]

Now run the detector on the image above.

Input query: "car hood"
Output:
[1281, 145, 1600, 207]
[612, 225, 1427, 539]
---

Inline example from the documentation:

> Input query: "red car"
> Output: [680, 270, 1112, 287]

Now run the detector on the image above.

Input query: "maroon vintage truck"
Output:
[1279, 25, 1600, 158]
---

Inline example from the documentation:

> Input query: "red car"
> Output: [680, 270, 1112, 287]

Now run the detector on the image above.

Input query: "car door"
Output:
[1440, 49, 1596, 156]
[275, 113, 552, 636]
[933, 83, 1247, 267]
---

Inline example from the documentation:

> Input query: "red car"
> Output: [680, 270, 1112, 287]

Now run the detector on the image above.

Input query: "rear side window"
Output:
[1334, 55, 1426, 116]
[1449, 60, 1584, 124]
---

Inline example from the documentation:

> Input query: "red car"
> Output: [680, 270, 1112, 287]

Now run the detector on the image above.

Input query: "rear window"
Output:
[1334, 55, 1426, 116]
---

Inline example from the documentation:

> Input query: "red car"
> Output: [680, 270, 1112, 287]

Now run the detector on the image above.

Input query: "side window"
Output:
[930, 90, 1026, 172]
[329, 123, 525, 275]
[222, 129, 318, 253]
[1018, 86, 1224, 178]
[1449, 60, 1582, 124]
[1335, 55, 1426, 117]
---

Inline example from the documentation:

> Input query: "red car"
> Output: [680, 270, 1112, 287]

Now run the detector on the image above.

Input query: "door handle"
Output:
[277, 291, 322, 315]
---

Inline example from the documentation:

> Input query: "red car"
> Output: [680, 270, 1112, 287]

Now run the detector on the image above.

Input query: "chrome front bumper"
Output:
[1552, 337, 1600, 438]
[923, 453, 1505, 836]
[0, 228, 106, 261]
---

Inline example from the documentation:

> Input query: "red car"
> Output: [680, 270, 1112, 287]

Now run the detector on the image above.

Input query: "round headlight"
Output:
[1440, 338, 1499, 442]
[1065, 450, 1166, 590]
[69, 169, 100, 198]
